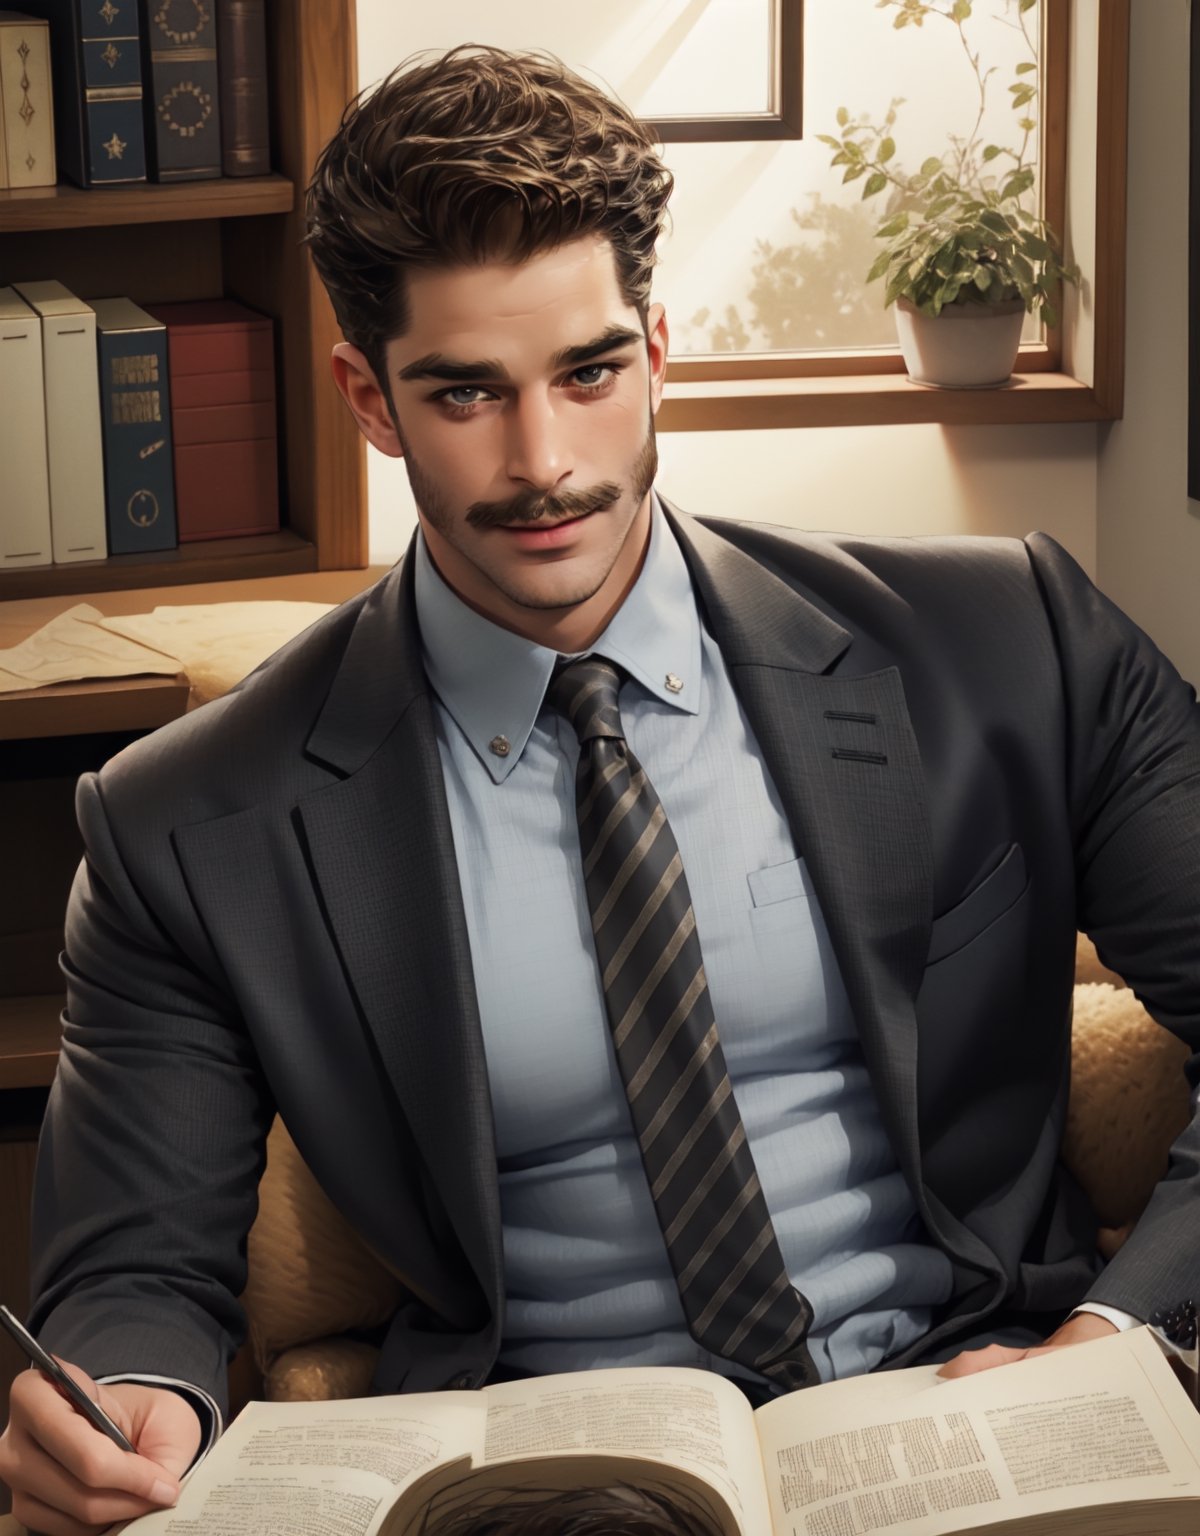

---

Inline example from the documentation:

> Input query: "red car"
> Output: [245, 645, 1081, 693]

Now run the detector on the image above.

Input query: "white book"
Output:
[0, 285, 52, 568]
[0, 11, 55, 190]
[13, 279, 107, 564]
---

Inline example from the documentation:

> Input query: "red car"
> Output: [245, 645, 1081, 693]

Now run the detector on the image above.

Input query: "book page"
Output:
[122, 1393, 485, 1536]
[753, 1327, 1200, 1536]
[479, 1365, 771, 1535]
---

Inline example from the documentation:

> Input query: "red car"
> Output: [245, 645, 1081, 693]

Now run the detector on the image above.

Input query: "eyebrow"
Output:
[396, 323, 644, 385]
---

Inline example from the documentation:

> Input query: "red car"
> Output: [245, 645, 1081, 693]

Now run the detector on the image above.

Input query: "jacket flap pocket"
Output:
[927, 843, 1027, 965]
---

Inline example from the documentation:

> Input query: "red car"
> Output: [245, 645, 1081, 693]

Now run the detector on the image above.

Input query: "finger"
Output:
[4, 1431, 170, 1531]
[19, 1373, 179, 1504]
[937, 1343, 1030, 1379]
[11, 1484, 113, 1536]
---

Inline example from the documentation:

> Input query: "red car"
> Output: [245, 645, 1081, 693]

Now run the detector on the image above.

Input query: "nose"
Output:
[505, 390, 571, 493]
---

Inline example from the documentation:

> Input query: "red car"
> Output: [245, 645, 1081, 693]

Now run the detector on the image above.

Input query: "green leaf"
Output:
[1019, 0, 1037, 11]
[1010, 84, 1036, 108]
[1002, 168, 1036, 200]
[867, 249, 892, 284]
[863, 171, 889, 198]
[920, 155, 944, 178]
[1018, 116, 1037, 132]
[816, 133, 841, 149]
[982, 144, 1003, 162]
[973, 265, 994, 292]
[843, 164, 867, 182]
[979, 209, 1015, 237]
[879, 136, 896, 163]
[1015, 61, 1037, 74]
[877, 212, 910, 238]
[951, 0, 971, 19]
[837, 105, 849, 127]
[1042, 301, 1059, 329]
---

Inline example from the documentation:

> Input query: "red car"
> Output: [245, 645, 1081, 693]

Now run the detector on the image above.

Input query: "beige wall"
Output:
[1096, 0, 1199, 686]
[361, 1, 1197, 684]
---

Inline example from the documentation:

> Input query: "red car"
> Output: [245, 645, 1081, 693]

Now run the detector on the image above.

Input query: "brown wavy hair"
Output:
[304, 44, 675, 400]
[413, 1478, 726, 1536]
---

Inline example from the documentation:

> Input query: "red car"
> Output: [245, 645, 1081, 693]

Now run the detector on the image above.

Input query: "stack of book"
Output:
[1, 0, 269, 189]
[0, 281, 279, 569]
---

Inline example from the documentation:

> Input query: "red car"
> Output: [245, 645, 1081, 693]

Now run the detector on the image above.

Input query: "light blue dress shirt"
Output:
[414, 497, 953, 1386]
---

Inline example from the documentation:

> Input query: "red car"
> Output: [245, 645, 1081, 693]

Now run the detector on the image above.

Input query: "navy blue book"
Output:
[91, 296, 178, 554]
[138, 0, 222, 181]
[20, 0, 147, 185]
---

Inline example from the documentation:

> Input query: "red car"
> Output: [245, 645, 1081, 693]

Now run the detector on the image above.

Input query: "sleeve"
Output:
[28, 767, 275, 1419]
[1025, 532, 1200, 1323]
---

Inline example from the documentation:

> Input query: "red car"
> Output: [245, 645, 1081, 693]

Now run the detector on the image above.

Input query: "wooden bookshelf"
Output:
[0, 0, 366, 610]
[0, 172, 294, 230]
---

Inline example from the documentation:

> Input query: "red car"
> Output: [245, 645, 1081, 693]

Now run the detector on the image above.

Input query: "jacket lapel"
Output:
[666, 504, 932, 1202]
[296, 550, 504, 1315]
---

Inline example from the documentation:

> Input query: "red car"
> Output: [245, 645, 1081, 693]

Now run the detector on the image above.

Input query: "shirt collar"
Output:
[414, 493, 702, 783]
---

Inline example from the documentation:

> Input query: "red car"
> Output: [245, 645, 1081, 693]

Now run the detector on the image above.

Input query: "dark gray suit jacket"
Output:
[29, 504, 1200, 1414]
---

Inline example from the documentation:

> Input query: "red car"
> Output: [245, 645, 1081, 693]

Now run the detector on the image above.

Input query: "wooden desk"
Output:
[1, 567, 391, 740]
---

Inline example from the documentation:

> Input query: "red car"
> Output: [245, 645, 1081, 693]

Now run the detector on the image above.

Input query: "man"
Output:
[2, 42, 1198, 1536]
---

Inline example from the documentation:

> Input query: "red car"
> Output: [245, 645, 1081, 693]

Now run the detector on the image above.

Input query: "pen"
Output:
[0, 1302, 136, 1454]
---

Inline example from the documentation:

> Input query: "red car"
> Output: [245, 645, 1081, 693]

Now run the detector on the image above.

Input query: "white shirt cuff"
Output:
[96, 1374, 223, 1469]
[1070, 1302, 1142, 1332]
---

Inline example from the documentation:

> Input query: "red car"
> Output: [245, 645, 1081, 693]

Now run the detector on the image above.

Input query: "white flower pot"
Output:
[894, 296, 1026, 389]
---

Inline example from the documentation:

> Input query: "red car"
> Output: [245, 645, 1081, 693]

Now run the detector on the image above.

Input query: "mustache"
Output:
[465, 481, 622, 530]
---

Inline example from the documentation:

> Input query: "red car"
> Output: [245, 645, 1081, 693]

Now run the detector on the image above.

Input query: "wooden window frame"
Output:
[646, 0, 803, 142]
[658, 0, 1129, 429]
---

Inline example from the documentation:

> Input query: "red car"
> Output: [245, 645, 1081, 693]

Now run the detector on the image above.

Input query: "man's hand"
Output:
[0, 1358, 200, 1536]
[937, 1311, 1119, 1380]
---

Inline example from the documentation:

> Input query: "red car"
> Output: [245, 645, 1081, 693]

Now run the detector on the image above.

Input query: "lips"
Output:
[496, 511, 595, 548]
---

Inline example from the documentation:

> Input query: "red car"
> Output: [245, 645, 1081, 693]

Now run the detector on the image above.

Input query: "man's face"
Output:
[374, 237, 667, 645]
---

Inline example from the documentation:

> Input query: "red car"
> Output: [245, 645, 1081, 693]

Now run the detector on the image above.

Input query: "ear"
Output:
[645, 302, 669, 416]
[330, 343, 404, 459]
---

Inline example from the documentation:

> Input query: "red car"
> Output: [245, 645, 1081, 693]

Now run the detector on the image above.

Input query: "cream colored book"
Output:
[13, 280, 106, 564]
[0, 285, 52, 568]
[121, 1327, 1200, 1536]
[0, 12, 55, 189]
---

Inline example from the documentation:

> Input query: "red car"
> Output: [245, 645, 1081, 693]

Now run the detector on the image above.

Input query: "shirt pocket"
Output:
[747, 855, 811, 936]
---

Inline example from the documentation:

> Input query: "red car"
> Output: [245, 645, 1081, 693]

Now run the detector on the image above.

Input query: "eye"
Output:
[443, 385, 492, 408]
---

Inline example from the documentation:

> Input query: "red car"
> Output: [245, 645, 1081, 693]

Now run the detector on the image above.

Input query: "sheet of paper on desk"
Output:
[0, 603, 182, 693]
[97, 602, 335, 704]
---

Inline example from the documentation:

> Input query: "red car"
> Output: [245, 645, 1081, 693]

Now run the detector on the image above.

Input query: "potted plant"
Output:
[819, 0, 1079, 388]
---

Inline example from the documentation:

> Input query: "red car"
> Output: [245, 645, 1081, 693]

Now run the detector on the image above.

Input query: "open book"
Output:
[122, 1326, 1200, 1536]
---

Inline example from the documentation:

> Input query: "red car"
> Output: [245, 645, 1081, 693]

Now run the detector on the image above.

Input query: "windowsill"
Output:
[657, 371, 1115, 431]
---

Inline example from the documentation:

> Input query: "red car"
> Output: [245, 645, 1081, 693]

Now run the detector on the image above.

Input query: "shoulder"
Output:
[691, 511, 1079, 635]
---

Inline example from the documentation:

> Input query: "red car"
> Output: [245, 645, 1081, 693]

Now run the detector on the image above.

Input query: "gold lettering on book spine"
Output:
[112, 390, 162, 425]
[111, 353, 159, 385]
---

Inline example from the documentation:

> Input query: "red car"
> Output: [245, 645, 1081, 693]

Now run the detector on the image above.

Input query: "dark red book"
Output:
[145, 299, 279, 541]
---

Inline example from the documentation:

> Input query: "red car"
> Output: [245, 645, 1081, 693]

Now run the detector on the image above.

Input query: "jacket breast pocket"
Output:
[926, 842, 1028, 966]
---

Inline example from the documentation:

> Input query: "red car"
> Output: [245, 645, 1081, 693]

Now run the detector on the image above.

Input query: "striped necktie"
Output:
[547, 655, 818, 1391]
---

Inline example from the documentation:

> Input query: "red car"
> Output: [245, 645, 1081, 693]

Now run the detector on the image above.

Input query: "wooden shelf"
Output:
[0, 530, 319, 601]
[0, 996, 62, 1091]
[657, 370, 1114, 432]
[0, 174, 294, 233]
